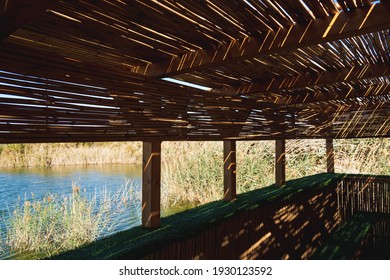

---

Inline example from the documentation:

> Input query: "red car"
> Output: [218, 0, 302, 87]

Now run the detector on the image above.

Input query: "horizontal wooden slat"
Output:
[140, 1, 389, 77]
[0, 1, 389, 143]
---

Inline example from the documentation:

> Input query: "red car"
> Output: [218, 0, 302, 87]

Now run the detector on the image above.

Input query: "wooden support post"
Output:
[223, 140, 237, 201]
[326, 138, 335, 173]
[142, 141, 161, 228]
[275, 139, 286, 187]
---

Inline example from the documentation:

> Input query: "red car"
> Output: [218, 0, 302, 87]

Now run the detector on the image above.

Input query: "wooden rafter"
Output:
[281, 82, 390, 106]
[139, 1, 390, 77]
[215, 62, 390, 97]
[0, 0, 389, 142]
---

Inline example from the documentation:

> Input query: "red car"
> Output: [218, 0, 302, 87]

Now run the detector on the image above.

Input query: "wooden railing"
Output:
[54, 173, 389, 260]
[149, 174, 390, 259]
[337, 175, 390, 223]
[337, 175, 390, 257]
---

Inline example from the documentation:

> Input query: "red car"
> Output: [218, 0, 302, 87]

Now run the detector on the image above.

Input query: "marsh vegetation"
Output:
[0, 138, 388, 258]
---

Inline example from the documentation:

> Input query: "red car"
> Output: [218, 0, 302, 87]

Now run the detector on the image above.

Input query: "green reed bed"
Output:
[0, 182, 141, 259]
[162, 139, 389, 207]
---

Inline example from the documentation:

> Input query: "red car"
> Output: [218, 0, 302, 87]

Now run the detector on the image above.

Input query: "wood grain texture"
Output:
[223, 140, 237, 201]
[275, 139, 286, 187]
[142, 141, 161, 228]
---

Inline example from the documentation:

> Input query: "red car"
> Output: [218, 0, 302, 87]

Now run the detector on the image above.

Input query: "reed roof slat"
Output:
[0, 0, 389, 143]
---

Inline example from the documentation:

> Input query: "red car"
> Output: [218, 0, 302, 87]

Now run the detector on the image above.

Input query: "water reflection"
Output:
[0, 164, 143, 259]
[0, 164, 142, 210]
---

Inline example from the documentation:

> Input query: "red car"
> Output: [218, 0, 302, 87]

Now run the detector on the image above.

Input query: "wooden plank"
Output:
[139, 2, 390, 77]
[142, 141, 161, 228]
[0, 126, 388, 144]
[326, 138, 335, 173]
[275, 139, 286, 187]
[223, 140, 237, 201]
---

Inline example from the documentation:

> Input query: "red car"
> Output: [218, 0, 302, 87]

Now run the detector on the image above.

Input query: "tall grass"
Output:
[161, 140, 324, 205]
[286, 139, 326, 180]
[0, 142, 142, 168]
[162, 142, 223, 206]
[236, 141, 275, 193]
[161, 139, 389, 206]
[335, 138, 390, 175]
[0, 181, 141, 259]
[0, 139, 389, 208]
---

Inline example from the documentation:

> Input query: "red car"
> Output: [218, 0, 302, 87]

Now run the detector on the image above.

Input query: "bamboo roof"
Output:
[0, 0, 389, 143]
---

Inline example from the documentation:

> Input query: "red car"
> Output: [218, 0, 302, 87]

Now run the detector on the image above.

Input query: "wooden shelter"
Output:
[0, 0, 389, 258]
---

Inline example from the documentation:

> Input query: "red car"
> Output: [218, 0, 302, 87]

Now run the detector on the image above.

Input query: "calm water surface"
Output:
[0, 164, 144, 259]
[0, 164, 142, 211]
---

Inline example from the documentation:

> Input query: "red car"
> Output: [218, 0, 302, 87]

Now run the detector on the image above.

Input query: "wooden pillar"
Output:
[223, 140, 236, 201]
[326, 138, 335, 173]
[142, 141, 161, 228]
[275, 139, 286, 186]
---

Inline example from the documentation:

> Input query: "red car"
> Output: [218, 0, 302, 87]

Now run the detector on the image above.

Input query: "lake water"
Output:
[0, 164, 145, 259]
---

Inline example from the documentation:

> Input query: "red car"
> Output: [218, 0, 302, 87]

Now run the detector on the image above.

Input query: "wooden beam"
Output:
[275, 139, 286, 187]
[284, 83, 390, 107]
[139, 2, 390, 77]
[216, 62, 390, 98]
[223, 140, 237, 201]
[142, 141, 161, 228]
[0, 0, 58, 41]
[326, 138, 335, 173]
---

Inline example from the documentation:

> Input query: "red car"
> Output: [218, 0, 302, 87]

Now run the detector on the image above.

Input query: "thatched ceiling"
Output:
[0, 0, 389, 143]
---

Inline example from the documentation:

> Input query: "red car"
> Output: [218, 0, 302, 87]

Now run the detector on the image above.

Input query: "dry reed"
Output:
[0, 139, 388, 208]
[0, 180, 141, 259]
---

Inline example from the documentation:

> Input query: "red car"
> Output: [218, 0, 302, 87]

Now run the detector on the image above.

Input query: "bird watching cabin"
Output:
[0, 0, 389, 259]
